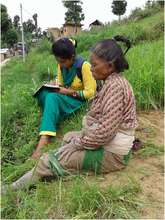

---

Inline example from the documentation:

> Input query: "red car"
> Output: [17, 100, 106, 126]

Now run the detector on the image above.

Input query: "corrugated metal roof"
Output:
[0, 48, 9, 54]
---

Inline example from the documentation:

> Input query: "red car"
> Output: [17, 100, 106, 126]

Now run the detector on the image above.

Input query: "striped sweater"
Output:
[78, 72, 138, 151]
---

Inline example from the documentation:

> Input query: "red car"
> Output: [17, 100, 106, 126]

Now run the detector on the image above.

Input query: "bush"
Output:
[129, 4, 161, 21]
[36, 38, 52, 53]
[5, 28, 18, 47]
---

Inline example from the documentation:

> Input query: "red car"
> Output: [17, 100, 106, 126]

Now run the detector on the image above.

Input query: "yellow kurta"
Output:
[57, 61, 96, 100]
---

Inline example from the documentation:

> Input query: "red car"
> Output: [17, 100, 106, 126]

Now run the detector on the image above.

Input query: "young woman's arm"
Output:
[77, 62, 96, 100]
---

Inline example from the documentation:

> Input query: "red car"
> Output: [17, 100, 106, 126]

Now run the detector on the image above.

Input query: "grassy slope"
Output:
[1, 11, 164, 219]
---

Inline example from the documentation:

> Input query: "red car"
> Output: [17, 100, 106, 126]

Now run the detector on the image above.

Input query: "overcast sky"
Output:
[1, 0, 147, 30]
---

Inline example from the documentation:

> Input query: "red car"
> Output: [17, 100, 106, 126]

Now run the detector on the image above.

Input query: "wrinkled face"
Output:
[56, 56, 74, 68]
[90, 53, 114, 80]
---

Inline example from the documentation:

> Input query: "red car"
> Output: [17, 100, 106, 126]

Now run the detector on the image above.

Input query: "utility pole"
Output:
[74, 0, 77, 34]
[20, 3, 25, 62]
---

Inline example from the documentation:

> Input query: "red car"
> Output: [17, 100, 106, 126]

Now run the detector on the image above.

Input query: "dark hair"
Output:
[52, 38, 77, 59]
[91, 35, 131, 72]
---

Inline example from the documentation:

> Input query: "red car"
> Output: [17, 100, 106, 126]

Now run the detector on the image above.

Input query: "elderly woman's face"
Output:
[90, 53, 113, 80]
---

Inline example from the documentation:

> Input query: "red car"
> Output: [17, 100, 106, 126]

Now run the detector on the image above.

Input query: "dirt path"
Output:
[99, 111, 164, 219]
[135, 111, 164, 219]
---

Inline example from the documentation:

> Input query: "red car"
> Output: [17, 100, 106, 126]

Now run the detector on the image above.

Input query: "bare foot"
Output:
[31, 135, 51, 159]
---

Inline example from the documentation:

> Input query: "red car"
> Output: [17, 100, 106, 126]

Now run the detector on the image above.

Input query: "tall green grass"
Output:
[76, 11, 164, 53]
[125, 39, 164, 109]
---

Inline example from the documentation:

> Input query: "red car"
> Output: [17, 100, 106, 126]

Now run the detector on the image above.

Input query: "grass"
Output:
[76, 11, 164, 53]
[135, 141, 164, 158]
[125, 39, 164, 110]
[1, 176, 142, 219]
[1, 39, 163, 164]
[1, 10, 164, 219]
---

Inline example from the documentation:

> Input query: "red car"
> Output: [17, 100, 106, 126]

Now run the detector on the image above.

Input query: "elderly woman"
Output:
[3, 35, 137, 193]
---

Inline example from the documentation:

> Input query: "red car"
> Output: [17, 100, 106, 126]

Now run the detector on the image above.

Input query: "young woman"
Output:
[3, 35, 138, 193]
[32, 38, 96, 159]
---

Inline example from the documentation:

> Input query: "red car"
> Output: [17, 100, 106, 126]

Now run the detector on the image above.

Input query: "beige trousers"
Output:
[35, 131, 126, 177]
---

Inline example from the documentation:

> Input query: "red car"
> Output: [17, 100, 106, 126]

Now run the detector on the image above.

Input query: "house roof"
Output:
[0, 48, 9, 54]
[89, 19, 103, 26]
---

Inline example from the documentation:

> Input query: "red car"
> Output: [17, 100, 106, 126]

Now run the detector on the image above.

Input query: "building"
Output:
[47, 27, 62, 40]
[0, 48, 10, 62]
[89, 19, 104, 29]
[62, 23, 83, 37]
[47, 23, 83, 40]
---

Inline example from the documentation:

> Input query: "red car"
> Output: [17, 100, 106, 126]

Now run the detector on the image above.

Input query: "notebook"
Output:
[33, 83, 60, 97]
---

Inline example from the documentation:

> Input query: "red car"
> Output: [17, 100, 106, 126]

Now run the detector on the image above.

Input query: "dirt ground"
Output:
[98, 111, 164, 219]
[135, 111, 164, 219]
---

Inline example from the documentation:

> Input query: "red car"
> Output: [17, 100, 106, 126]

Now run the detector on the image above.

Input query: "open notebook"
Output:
[33, 83, 60, 97]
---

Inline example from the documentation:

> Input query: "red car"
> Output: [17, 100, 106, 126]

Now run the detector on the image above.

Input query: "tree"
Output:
[5, 28, 18, 47]
[1, 4, 18, 47]
[23, 19, 36, 33]
[13, 15, 20, 31]
[62, 0, 85, 33]
[32, 13, 38, 30]
[157, 1, 164, 8]
[1, 4, 12, 33]
[111, 0, 127, 21]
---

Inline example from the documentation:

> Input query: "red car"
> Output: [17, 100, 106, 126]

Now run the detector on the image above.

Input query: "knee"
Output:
[63, 131, 82, 144]
[45, 93, 58, 102]
[44, 93, 61, 109]
[35, 153, 53, 177]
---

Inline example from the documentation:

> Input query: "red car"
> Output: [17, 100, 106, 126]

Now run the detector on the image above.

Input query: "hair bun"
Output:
[113, 35, 131, 55]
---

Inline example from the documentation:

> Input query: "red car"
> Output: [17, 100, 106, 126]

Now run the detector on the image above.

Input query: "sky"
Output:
[1, 0, 147, 31]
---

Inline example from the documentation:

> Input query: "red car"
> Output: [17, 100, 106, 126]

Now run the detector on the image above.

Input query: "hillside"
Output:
[1, 10, 164, 219]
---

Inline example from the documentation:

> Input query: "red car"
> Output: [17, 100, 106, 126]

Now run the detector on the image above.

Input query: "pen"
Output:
[48, 67, 50, 81]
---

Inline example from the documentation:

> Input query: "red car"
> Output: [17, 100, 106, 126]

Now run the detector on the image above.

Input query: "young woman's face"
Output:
[56, 56, 74, 68]
[90, 53, 114, 80]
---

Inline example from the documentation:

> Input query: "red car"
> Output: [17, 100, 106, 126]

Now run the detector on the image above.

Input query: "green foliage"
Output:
[1, 4, 41, 47]
[1, 4, 18, 47]
[129, 2, 162, 21]
[64, 177, 142, 218]
[63, 0, 85, 24]
[136, 141, 164, 158]
[32, 13, 38, 30]
[1, 4, 12, 32]
[75, 12, 164, 53]
[13, 15, 20, 31]
[5, 28, 18, 47]
[111, 0, 127, 20]
[125, 39, 164, 110]
[35, 38, 52, 53]
[157, 0, 164, 7]
[1, 46, 57, 163]
[23, 19, 36, 34]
